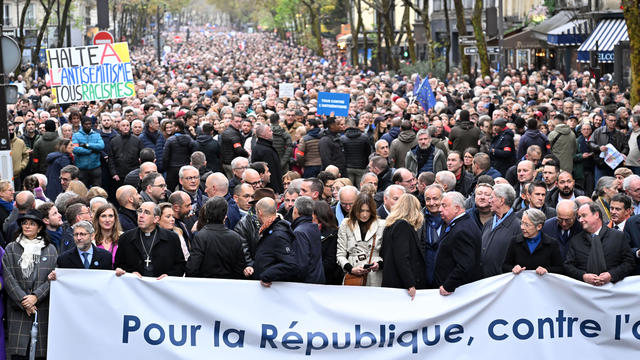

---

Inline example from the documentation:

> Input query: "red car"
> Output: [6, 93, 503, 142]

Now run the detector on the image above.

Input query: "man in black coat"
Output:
[116, 185, 143, 232]
[447, 151, 475, 197]
[253, 198, 299, 286]
[319, 117, 347, 178]
[434, 191, 482, 295]
[114, 202, 186, 278]
[542, 200, 583, 259]
[489, 118, 516, 176]
[340, 118, 372, 186]
[162, 119, 197, 191]
[624, 214, 640, 275]
[291, 196, 325, 284]
[194, 122, 222, 173]
[186, 197, 245, 279]
[564, 202, 635, 285]
[108, 119, 143, 191]
[221, 112, 250, 177]
[251, 124, 284, 194]
[55, 220, 113, 270]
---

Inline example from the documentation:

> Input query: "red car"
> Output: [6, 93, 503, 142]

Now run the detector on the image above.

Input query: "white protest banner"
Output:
[46, 43, 136, 104]
[279, 83, 294, 98]
[48, 269, 640, 359]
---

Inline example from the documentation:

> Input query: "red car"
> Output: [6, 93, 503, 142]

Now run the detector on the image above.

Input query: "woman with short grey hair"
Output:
[502, 208, 564, 276]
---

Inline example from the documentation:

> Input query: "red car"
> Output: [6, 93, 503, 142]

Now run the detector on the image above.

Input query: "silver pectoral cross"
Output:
[145, 256, 151, 267]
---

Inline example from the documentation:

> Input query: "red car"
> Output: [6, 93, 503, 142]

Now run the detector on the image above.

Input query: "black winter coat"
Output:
[108, 133, 143, 178]
[251, 137, 284, 194]
[319, 130, 347, 177]
[162, 132, 196, 169]
[502, 233, 564, 274]
[234, 210, 261, 267]
[320, 227, 343, 285]
[564, 226, 635, 282]
[454, 171, 475, 197]
[195, 135, 222, 173]
[221, 125, 249, 164]
[340, 127, 372, 169]
[434, 213, 482, 292]
[114, 227, 186, 277]
[381, 220, 427, 290]
[185, 223, 245, 279]
[490, 128, 516, 176]
[254, 218, 299, 283]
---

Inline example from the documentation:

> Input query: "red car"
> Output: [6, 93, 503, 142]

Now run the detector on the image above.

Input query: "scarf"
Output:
[0, 198, 13, 213]
[335, 202, 346, 225]
[259, 216, 277, 235]
[17, 235, 46, 279]
[586, 232, 607, 275]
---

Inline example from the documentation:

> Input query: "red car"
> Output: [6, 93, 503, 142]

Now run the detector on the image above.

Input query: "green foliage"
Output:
[544, 0, 555, 14]
[394, 58, 447, 80]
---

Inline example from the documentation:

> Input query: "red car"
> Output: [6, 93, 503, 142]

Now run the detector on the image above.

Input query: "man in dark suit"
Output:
[564, 202, 635, 285]
[114, 201, 186, 279]
[542, 200, 583, 259]
[48, 221, 113, 281]
[434, 191, 482, 296]
[624, 214, 640, 274]
[377, 185, 405, 220]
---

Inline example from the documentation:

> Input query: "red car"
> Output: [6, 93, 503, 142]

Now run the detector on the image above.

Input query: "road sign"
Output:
[1, 36, 21, 74]
[464, 47, 478, 55]
[487, 47, 501, 54]
[93, 31, 114, 45]
[174, 36, 183, 44]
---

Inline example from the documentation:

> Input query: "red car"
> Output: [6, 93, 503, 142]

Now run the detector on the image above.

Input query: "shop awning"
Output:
[577, 18, 628, 63]
[547, 19, 588, 46]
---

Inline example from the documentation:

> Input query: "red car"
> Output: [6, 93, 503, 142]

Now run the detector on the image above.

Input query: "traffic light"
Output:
[590, 51, 598, 68]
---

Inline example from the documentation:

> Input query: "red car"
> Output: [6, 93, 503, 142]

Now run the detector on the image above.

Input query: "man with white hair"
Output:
[622, 175, 640, 215]
[434, 191, 482, 295]
[377, 184, 405, 219]
[205, 172, 241, 229]
[481, 183, 521, 277]
[435, 171, 456, 192]
[332, 185, 358, 224]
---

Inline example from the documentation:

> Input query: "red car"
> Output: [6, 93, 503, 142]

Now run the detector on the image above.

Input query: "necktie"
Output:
[82, 252, 90, 269]
[561, 230, 569, 243]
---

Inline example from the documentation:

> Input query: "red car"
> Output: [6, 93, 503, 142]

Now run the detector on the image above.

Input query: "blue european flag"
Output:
[413, 74, 422, 97]
[416, 77, 437, 112]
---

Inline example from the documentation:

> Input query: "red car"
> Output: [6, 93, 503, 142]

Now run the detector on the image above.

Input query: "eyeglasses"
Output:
[245, 180, 262, 186]
[59, 176, 72, 182]
[73, 232, 90, 238]
[136, 209, 154, 215]
[234, 166, 249, 170]
[183, 176, 199, 182]
[151, 183, 167, 189]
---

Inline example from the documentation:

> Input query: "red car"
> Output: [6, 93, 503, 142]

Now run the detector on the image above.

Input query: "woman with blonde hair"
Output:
[381, 193, 427, 300]
[92, 203, 123, 265]
[67, 180, 88, 200]
[336, 193, 385, 286]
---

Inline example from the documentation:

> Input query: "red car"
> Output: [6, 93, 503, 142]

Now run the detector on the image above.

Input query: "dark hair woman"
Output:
[336, 193, 385, 286]
[313, 200, 342, 285]
[45, 139, 74, 201]
[3, 209, 57, 359]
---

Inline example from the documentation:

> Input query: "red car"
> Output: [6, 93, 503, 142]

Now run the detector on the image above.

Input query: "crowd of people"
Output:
[2, 27, 640, 359]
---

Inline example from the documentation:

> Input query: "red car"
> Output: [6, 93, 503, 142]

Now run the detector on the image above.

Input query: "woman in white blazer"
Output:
[336, 193, 385, 286]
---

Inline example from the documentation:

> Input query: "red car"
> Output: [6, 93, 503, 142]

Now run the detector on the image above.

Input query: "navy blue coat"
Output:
[253, 218, 299, 283]
[623, 214, 640, 274]
[118, 207, 138, 232]
[517, 129, 549, 159]
[434, 212, 482, 292]
[45, 152, 73, 201]
[542, 217, 583, 260]
[291, 216, 325, 284]
[57, 245, 113, 269]
[139, 129, 166, 172]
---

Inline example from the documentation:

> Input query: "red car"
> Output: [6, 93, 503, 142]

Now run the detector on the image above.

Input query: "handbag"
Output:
[342, 233, 376, 286]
